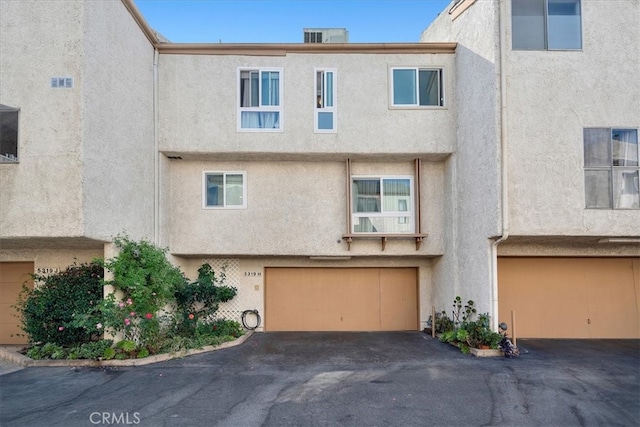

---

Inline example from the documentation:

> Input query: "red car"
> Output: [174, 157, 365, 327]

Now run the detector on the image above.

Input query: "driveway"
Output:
[0, 332, 638, 426]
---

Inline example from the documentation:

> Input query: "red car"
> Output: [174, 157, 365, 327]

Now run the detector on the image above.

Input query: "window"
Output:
[238, 68, 282, 131]
[584, 128, 639, 209]
[390, 67, 444, 107]
[315, 69, 336, 132]
[512, 0, 582, 50]
[0, 104, 19, 163]
[351, 176, 414, 233]
[203, 172, 247, 209]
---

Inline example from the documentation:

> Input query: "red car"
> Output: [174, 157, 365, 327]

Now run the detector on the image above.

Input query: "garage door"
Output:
[0, 262, 34, 344]
[265, 268, 418, 331]
[498, 258, 639, 338]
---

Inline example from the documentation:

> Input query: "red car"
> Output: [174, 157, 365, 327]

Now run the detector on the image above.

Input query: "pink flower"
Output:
[96, 323, 103, 329]
[130, 312, 136, 317]
[145, 313, 153, 319]
[124, 318, 131, 326]
[58, 326, 64, 331]
[118, 302, 125, 308]
[126, 298, 133, 306]
[188, 314, 194, 320]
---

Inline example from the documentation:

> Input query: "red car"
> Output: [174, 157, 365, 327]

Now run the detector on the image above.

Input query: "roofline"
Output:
[156, 43, 457, 56]
[121, 0, 456, 55]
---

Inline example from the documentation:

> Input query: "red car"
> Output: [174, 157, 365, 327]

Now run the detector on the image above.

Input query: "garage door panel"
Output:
[265, 267, 417, 332]
[499, 257, 639, 339]
[380, 268, 418, 331]
[0, 262, 34, 344]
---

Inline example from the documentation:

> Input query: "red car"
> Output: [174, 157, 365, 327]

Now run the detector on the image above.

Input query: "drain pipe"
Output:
[153, 47, 160, 245]
[491, 0, 509, 330]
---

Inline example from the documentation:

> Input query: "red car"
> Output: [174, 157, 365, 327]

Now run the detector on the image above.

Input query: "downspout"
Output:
[153, 48, 160, 245]
[491, 0, 509, 330]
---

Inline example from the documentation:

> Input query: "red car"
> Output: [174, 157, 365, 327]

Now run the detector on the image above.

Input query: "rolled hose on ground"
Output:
[241, 309, 261, 330]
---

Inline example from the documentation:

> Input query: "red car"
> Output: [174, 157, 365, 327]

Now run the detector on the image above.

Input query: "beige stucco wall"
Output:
[0, 0, 156, 244]
[173, 256, 434, 332]
[504, 0, 640, 237]
[166, 159, 445, 257]
[0, 0, 85, 238]
[421, 0, 502, 316]
[158, 52, 455, 156]
[0, 248, 103, 279]
[81, 0, 156, 242]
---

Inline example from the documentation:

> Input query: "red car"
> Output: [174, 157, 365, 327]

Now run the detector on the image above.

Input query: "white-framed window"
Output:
[203, 171, 247, 209]
[512, 0, 582, 50]
[315, 68, 337, 133]
[390, 67, 444, 108]
[584, 128, 639, 209]
[351, 176, 414, 233]
[238, 68, 282, 131]
[0, 104, 19, 163]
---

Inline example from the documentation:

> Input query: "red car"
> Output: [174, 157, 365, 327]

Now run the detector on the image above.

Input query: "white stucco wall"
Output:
[158, 52, 455, 156]
[81, 0, 156, 242]
[421, 0, 502, 315]
[167, 159, 445, 257]
[504, 0, 640, 237]
[0, 0, 85, 238]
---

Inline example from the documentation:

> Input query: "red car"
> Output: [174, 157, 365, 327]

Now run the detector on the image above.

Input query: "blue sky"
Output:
[134, 0, 453, 43]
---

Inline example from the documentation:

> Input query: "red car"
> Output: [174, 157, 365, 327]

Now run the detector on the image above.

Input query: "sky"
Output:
[134, 0, 453, 44]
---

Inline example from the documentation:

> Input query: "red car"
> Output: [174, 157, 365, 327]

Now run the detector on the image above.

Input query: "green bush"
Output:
[16, 262, 104, 346]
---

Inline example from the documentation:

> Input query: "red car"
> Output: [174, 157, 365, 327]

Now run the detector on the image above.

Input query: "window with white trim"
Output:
[203, 172, 247, 209]
[512, 0, 582, 50]
[315, 68, 337, 132]
[584, 128, 639, 209]
[0, 104, 19, 163]
[351, 176, 414, 233]
[238, 68, 282, 131]
[390, 67, 444, 108]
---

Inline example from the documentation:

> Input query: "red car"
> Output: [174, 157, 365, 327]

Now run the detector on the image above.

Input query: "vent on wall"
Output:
[51, 77, 73, 88]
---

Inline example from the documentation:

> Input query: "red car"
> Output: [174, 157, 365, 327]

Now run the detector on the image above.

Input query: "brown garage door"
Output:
[0, 262, 34, 344]
[498, 257, 640, 338]
[265, 267, 418, 331]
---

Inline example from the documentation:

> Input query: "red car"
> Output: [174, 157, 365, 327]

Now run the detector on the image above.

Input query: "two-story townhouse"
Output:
[422, 0, 639, 338]
[0, 0, 459, 342]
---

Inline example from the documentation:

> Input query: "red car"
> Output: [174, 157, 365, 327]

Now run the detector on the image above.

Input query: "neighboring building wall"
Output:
[82, 0, 156, 242]
[421, 1, 502, 314]
[503, 0, 640, 237]
[0, 0, 85, 238]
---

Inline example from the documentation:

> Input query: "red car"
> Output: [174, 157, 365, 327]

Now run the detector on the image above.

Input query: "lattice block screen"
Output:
[202, 258, 261, 324]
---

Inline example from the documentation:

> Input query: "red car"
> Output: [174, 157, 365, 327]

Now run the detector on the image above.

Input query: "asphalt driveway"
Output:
[0, 332, 638, 426]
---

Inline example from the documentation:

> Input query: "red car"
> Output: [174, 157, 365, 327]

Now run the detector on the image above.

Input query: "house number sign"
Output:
[244, 271, 262, 277]
[36, 267, 60, 274]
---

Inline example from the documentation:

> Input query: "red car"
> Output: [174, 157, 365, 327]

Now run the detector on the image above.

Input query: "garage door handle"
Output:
[587, 318, 591, 324]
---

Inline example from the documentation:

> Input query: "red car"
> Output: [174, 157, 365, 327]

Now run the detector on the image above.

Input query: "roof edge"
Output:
[156, 42, 457, 56]
[121, 0, 159, 45]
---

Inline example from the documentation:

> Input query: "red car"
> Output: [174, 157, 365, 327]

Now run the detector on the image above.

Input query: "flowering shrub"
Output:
[16, 262, 104, 346]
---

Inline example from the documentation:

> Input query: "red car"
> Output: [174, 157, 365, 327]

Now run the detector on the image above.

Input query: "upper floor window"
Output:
[390, 67, 444, 108]
[0, 104, 19, 163]
[584, 128, 638, 209]
[512, 0, 582, 50]
[351, 176, 414, 233]
[238, 68, 282, 131]
[203, 171, 247, 209]
[315, 69, 337, 133]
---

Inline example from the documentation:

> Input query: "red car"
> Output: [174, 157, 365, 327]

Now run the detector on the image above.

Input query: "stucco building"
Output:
[1, 0, 638, 343]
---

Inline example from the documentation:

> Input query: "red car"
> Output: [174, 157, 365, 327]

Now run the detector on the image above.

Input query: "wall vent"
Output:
[51, 77, 73, 88]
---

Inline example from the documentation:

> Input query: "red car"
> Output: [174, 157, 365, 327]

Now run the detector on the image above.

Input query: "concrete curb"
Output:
[0, 330, 254, 368]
